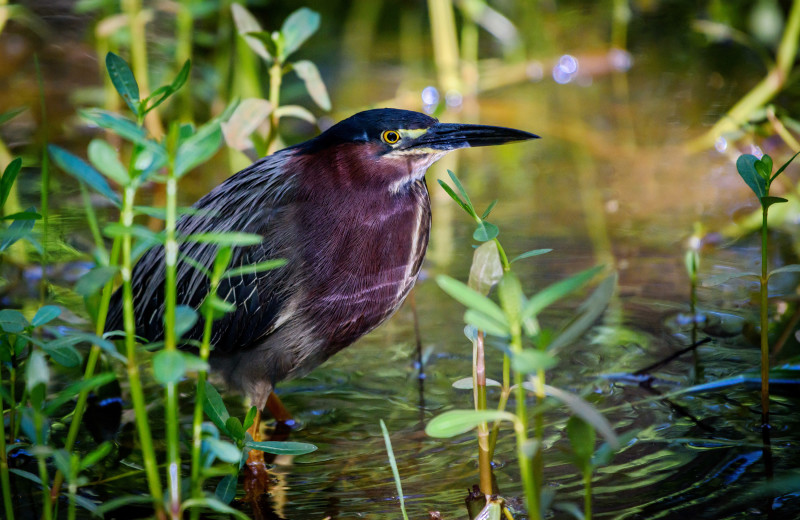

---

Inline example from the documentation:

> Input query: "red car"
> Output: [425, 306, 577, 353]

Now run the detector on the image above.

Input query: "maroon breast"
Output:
[295, 178, 431, 354]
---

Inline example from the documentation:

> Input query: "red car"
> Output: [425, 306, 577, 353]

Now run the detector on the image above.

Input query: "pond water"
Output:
[3, 2, 800, 519]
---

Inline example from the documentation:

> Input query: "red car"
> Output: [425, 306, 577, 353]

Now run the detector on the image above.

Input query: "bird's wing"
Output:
[105, 151, 297, 353]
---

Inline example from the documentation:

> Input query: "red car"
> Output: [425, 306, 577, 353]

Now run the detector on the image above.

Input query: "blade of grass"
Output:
[379, 420, 409, 520]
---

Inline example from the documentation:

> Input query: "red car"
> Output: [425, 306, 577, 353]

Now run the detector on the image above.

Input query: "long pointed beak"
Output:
[405, 122, 539, 151]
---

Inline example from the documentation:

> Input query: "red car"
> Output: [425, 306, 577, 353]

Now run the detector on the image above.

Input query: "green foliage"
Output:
[425, 410, 518, 438]
[380, 420, 410, 520]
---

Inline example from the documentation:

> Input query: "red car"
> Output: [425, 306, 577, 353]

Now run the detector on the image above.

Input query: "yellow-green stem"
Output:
[164, 162, 181, 518]
[510, 325, 539, 518]
[190, 267, 222, 520]
[34, 411, 52, 520]
[0, 386, 14, 520]
[121, 186, 166, 518]
[176, 0, 194, 122]
[35, 56, 49, 303]
[266, 61, 283, 153]
[760, 206, 770, 425]
[583, 467, 593, 520]
[50, 239, 120, 500]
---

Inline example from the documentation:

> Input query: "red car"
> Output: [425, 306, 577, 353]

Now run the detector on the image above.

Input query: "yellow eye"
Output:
[381, 130, 401, 144]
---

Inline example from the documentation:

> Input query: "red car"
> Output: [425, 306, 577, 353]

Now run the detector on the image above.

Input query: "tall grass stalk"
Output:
[121, 183, 166, 519]
[50, 240, 119, 500]
[0, 389, 13, 520]
[189, 260, 224, 519]
[380, 420, 410, 520]
[176, 0, 194, 122]
[759, 205, 770, 425]
[163, 127, 182, 519]
[35, 55, 49, 302]
[122, 0, 163, 138]
[33, 405, 53, 520]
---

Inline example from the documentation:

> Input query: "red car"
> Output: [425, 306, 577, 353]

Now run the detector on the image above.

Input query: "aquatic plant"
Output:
[426, 171, 619, 519]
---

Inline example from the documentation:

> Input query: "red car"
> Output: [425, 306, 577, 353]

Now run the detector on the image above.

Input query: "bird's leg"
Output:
[266, 391, 292, 423]
[246, 407, 264, 466]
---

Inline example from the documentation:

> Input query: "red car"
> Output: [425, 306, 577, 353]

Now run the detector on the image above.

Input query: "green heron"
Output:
[106, 108, 537, 445]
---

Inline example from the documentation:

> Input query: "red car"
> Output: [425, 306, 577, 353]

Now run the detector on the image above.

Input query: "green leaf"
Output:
[243, 406, 258, 431]
[221, 98, 272, 152]
[224, 259, 287, 278]
[105, 52, 140, 114]
[0, 106, 26, 126]
[244, 440, 318, 455]
[225, 416, 245, 442]
[425, 410, 517, 438]
[544, 384, 618, 448]
[510, 248, 552, 263]
[549, 273, 617, 352]
[769, 264, 800, 278]
[280, 7, 320, 59]
[523, 265, 604, 321]
[1, 157, 22, 208]
[481, 199, 498, 219]
[94, 496, 155, 518]
[437, 179, 473, 216]
[75, 265, 119, 297]
[447, 170, 475, 214]
[0, 213, 36, 252]
[49, 145, 121, 205]
[180, 352, 209, 373]
[736, 154, 767, 200]
[0, 309, 29, 333]
[567, 415, 596, 467]
[452, 377, 502, 389]
[292, 60, 330, 111]
[464, 309, 510, 337]
[79, 441, 112, 471]
[498, 272, 524, 325]
[175, 121, 222, 178]
[511, 349, 557, 374]
[43, 372, 116, 416]
[761, 196, 788, 208]
[32, 306, 61, 328]
[702, 271, 760, 287]
[473, 220, 499, 242]
[144, 60, 191, 114]
[181, 497, 251, 520]
[1, 210, 41, 221]
[204, 437, 241, 463]
[468, 241, 503, 295]
[174, 305, 198, 338]
[213, 246, 234, 279]
[42, 339, 82, 368]
[770, 150, 800, 183]
[186, 231, 263, 246]
[80, 109, 167, 170]
[436, 275, 507, 325]
[231, 4, 272, 62]
[380, 419, 409, 520]
[215, 474, 238, 505]
[203, 381, 231, 434]
[153, 350, 186, 384]
[273, 105, 316, 124]
[26, 349, 49, 393]
[88, 139, 128, 186]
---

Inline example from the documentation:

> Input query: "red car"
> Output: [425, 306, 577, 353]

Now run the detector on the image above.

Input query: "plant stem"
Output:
[176, 0, 194, 122]
[164, 141, 181, 519]
[121, 185, 166, 518]
[474, 331, 493, 495]
[510, 324, 539, 518]
[760, 206, 770, 426]
[122, 0, 163, 138]
[687, 0, 800, 152]
[583, 467, 592, 520]
[0, 386, 14, 520]
[35, 56, 49, 303]
[34, 411, 52, 520]
[50, 239, 120, 500]
[190, 262, 224, 517]
[266, 61, 282, 153]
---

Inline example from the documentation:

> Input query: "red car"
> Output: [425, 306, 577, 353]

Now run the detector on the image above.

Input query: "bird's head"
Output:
[296, 108, 539, 193]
